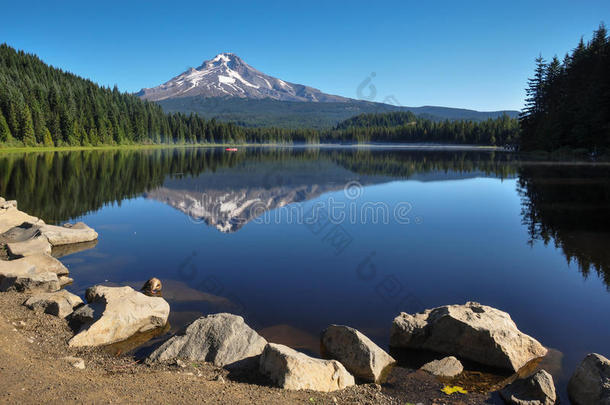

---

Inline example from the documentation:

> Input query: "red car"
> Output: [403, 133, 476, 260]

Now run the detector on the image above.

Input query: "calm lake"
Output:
[1, 146, 609, 399]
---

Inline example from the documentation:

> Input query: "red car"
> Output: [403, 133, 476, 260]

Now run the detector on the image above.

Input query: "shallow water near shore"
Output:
[1, 146, 609, 401]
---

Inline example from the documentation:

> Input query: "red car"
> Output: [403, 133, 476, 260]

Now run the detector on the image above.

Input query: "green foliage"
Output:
[520, 23, 610, 152]
[328, 111, 519, 146]
[158, 96, 519, 129]
[0, 110, 11, 142]
[42, 127, 54, 147]
[19, 104, 36, 146]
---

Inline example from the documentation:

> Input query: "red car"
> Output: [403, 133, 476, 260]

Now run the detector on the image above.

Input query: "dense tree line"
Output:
[519, 24, 610, 152]
[0, 43, 518, 147]
[0, 44, 249, 146]
[328, 111, 519, 145]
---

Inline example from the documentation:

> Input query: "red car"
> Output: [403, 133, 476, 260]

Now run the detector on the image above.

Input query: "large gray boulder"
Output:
[24, 290, 83, 318]
[568, 353, 610, 405]
[147, 313, 267, 367]
[500, 370, 556, 405]
[68, 285, 170, 347]
[260, 343, 355, 392]
[39, 222, 98, 246]
[421, 356, 464, 378]
[321, 324, 395, 383]
[0, 257, 60, 292]
[390, 302, 547, 372]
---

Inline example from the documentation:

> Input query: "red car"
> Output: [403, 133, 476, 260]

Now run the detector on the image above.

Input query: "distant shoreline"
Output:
[0, 143, 505, 153]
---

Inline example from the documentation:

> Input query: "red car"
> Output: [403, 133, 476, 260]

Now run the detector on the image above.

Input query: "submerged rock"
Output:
[0, 258, 60, 292]
[568, 353, 610, 405]
[259, 343, 355, 392]
[147, 313, 266, 367]
[24, 290, 83, 318]
[141, 277, 162, 296]
[390, 302, 547, 372]
[68, 285, 170, 347]
[321, 324, 395, 383]
[421, 356, 464, 378]
[500, 370, 556, 405]
[39, 222, 98, 246]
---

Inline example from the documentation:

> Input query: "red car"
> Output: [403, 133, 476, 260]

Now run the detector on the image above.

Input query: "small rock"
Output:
[63, 356, 85, 370]
[40, 222, 98, 246]
[58, 276, 74, 287]
[321, 324, 395, 383]
[141, 277, 162, 296]
[259, 343, 355, 392]
[69, 304, 96, 325]
[175, 359, 187, 368]
[215, 375, 225, 383]
[24, 290, 83, 318]
[421, 356, 464, 378]
[568, 353, 610, 405]
[500, 370, 556, 405]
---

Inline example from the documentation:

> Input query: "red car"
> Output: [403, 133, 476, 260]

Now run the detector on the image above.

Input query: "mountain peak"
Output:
[200, 52, 245, 70]
[137, 53, 348, 103]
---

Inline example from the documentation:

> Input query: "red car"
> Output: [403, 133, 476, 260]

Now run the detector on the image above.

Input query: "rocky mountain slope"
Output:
[137, 53, 348, 103]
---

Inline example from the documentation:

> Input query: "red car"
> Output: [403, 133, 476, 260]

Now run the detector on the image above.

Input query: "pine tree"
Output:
[43, 127, 54, 147]
[0, 111, 12, 143]
[19, 104, 37, 146]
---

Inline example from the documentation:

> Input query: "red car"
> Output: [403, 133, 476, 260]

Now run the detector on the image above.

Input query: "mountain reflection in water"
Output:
[2, 147, 608, 289]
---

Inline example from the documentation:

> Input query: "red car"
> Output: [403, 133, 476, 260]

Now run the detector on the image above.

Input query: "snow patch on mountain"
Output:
[137, 52, 348, 102]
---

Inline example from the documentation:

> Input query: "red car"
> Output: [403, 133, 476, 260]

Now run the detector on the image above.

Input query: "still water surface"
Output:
[1, 147, 609, 398]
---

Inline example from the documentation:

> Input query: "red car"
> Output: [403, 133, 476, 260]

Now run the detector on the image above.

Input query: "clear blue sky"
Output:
[1, 0, 608, 111]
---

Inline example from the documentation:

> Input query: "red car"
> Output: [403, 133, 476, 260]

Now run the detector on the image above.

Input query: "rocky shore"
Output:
[1, 196, 608, 404]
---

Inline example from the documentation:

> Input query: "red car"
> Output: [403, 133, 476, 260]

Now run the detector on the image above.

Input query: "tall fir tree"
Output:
[0, 111, 12, 142]
[19, 104, 37, 146]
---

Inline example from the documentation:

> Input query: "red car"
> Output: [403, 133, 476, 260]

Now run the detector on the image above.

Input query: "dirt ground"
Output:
[0, 291, 497, 405]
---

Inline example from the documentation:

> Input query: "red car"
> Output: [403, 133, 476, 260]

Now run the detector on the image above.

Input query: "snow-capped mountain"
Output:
[137, 53, 349, 102]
